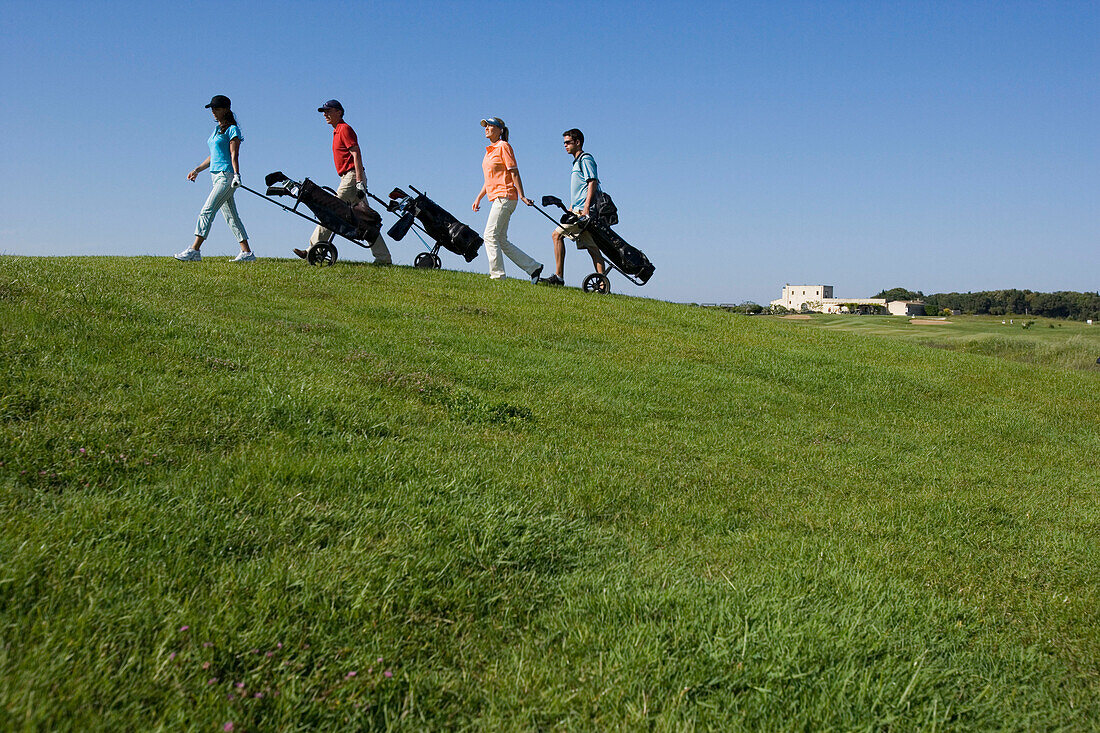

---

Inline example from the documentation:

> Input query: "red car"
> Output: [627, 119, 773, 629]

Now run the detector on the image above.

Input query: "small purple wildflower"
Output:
[254, 692, 263, 698]
[203, 642, 213, 648]
[208, 678, 218, 685]
[265, 651, 273, 658]
[251, 648, 259, 655]
[236, 682, 245, 689]
[384, 670, 393, 678]
[202, 662, 211, 670]
[223, 724, 234, 732]
[179, 625, 189, 632]
[346, 671, 356, 679]
[277, 642, 283, 649]
[168, 652, 176, 660]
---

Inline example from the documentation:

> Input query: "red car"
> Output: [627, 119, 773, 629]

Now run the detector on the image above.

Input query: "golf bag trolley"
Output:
[369, 186, 484, 269]
[534, 195, 655, 293]
[240, 172, 383, 265]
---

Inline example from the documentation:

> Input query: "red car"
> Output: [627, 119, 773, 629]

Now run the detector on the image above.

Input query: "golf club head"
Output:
[387, 212, 415, 241]
[560, 212, 580, 226]
[541, 195, 565, 209]
[265, 171, 290, 186]
[389, 187, 408, 200]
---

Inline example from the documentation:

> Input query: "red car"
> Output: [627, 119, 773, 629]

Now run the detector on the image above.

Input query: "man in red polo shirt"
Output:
[294, 99, 392, 264]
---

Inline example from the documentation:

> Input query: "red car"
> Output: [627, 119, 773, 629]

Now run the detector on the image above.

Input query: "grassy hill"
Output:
[1, 257, 1098, 730]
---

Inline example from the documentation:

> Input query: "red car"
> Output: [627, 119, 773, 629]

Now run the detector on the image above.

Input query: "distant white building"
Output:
[770, 284, 922, 315]
[772, 284, 834, 310]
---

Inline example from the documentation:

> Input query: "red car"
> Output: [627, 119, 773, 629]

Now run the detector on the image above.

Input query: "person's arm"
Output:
[501, 142, 532, 205]
[473, 184, 486, 212]
[581, 179, 597, 217]
[349, 145, 366, 183]
[229, 138, 242, 187]
[511, 168, 532, 206]
[187, 156, 211, 181]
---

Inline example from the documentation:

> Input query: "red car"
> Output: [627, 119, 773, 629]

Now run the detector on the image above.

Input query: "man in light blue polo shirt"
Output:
[545, 128, 606, 286]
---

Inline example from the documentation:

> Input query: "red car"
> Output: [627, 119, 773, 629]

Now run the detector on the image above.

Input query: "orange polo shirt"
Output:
[482, 140, 519, 200]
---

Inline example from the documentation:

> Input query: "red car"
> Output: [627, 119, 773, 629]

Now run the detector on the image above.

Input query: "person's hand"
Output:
[231, 174, 242, 188]
[472, 200, 481, 212]
[521, 196, 533, 206]
[355, 181, 368, 198]
[581, 205, 590, 218]
[187, 169, 198, 182]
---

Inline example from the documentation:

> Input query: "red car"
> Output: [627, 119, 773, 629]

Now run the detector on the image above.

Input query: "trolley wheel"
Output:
[582, 272, 611, 294]
[431, 253, 442, 269]
[414, 252, 436, 269]
[307, 242, 338, 266]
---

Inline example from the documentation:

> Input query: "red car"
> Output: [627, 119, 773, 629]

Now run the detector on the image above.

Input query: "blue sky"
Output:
[1, 0, 1096, 304]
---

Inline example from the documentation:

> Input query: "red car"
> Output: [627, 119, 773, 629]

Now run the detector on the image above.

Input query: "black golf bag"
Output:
[386, 187, 483, 263]
[579, 216, 655, 285]
[264, 172, 382, 243]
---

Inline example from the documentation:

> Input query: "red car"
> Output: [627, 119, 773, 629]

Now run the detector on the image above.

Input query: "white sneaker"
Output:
[232, 251, 256, 262]
[174, 248, 201, 262]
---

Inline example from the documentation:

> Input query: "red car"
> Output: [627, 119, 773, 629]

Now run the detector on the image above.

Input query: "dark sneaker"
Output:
[530, 265, 543, 284]
[293, 248, 308, 259]
[544, 274, 565, 286]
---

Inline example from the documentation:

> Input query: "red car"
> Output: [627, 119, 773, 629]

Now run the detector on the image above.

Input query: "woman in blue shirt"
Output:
[175, 95, 255, 262]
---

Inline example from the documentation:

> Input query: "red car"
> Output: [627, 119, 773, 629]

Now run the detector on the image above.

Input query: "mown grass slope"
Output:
[1, 257, 1098, 730]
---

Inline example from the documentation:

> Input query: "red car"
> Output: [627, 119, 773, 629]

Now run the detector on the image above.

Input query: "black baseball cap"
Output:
[205, 95, 231, 109]
[318, 99, 344, 112]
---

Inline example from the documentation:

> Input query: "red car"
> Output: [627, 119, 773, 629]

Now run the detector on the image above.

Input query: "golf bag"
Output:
[583, 217, 654, 284]
[386, 188, 482, 262]
[265, 172, 382, 243]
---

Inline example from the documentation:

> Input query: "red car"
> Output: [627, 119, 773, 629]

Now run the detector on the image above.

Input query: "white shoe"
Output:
[232, 251, 256, 262]
[174, 248, 201, 262]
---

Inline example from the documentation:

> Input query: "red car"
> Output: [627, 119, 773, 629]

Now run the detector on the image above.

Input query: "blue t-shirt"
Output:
[570, 152, 600, 210]
[208, 124, 243, 173]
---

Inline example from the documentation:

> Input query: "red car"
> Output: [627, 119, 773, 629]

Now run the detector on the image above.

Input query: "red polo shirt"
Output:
[332, 121, 359, 176]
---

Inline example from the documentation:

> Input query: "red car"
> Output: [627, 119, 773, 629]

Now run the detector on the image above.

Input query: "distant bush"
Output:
[920, 289, 1100, 322]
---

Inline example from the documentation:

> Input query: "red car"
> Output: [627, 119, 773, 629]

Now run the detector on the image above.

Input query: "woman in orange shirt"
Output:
[472, 117, 543, 282]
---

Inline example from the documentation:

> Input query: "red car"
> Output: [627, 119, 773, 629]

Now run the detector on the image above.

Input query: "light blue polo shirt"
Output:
[208, 124, 243, 172]
[570, 152, 600, 210]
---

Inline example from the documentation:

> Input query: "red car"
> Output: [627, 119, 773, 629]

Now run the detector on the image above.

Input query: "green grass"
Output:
[1, 257, 1098, 730]
[789, 313, 1100, 372]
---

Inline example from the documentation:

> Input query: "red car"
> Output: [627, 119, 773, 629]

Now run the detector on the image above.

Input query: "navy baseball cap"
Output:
[480, 117, 505, 129]
[205, 95, 231, 109]
[318, 99, 344, 112]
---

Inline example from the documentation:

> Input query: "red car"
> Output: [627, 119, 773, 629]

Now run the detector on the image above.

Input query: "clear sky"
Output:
[1, 0, 1096, 304]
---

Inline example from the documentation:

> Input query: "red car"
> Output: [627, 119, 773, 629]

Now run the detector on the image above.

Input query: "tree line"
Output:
[872, 288, 1100, 321]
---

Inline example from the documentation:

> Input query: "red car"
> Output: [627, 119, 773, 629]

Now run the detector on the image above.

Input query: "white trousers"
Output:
[195, 171, 248, 241]
[483, 198, 540, 279]
[311, 171, 392, 264]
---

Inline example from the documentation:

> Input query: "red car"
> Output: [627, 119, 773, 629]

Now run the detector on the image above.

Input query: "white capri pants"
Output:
[195, 171, 248, 241]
